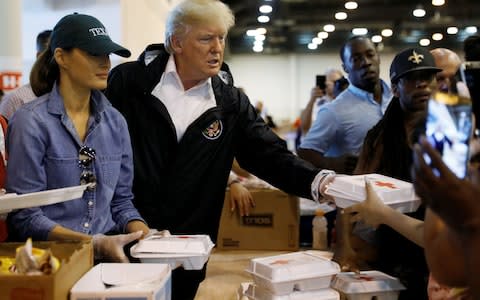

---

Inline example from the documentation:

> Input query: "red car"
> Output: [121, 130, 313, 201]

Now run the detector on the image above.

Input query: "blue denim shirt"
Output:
[6, 83, 145, 240]
[300, 80, 392, 157]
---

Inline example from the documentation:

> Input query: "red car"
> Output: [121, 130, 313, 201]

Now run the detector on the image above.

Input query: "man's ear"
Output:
[171, 35, 182, 54]
[391, 82, 400, 97]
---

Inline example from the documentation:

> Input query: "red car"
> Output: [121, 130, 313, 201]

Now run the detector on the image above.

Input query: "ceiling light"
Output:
[255, 34, 266, 41]
[447, 27, 458, 34]
[413, 6, 426, 18]
[345, 1, 358, 10]
[257, 15, 270, 23]
[352, 28, 368, 35]
[317, 31, 329, 39]
[253, 40, 263, 47]
[324, 24, 335, 32]
[335, 12, 348, 20]
[253, 45, 263, 52]
[259, 5, 273, 14]
[371, 35, 383, 43]
[308, 43, 318, 50]
[312, 37, 323, 45]
[466, 26, 478, 34]
[256, 27, 267, 35]
[419, 38, 431, 46]
[246, 29, 257, 37]
[381, 29, 393, 37]
[432, 33, 443, 41]
[432, 0, 445, 6]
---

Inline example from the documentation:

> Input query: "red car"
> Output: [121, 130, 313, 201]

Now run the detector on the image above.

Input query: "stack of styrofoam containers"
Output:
[130, 234, 214, 270]
[244, 251, 341, 299]
[325, 174, 421, 213]
[330, 271, 406, 300]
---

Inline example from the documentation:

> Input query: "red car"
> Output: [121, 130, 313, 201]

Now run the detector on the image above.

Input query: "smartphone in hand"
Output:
[316, 75, 326, 90]
[460, 61, 480, 132]
[424, 90, 472, 178]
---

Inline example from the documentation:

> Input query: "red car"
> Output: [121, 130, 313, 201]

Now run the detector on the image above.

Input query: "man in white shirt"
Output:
[0, 30, 51, 120]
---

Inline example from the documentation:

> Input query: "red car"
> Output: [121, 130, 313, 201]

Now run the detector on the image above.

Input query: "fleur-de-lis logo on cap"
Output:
[408, 50, 424, 64]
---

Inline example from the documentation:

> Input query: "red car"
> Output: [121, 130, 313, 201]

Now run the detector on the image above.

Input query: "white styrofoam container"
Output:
[244, 283, 340, 300]
[246, 251, 340, 295]
[330, 271, 405, 300]
[325, 174, 420, 212]
[0, 184, 89, 214]
[70, 263, 171, 300]
[130, 234, 214, 270]
[133, 234, 213, 255]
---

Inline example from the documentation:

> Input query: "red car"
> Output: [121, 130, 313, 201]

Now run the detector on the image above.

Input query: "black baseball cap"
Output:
[390, 48, 441, 83]
[50, 13, 131, 58]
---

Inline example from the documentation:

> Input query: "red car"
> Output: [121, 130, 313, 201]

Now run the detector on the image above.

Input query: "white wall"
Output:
[227, 52, 396, 122]
[21, 0, 122, 82]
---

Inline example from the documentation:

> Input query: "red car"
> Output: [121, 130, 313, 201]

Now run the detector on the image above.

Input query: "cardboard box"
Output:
[217, 189, 299, 250]
[0, 240, 93, 300]
[70, 263, 171, 300]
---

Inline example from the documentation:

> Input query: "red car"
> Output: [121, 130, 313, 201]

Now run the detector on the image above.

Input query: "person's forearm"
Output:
[382, 207, 424, 247]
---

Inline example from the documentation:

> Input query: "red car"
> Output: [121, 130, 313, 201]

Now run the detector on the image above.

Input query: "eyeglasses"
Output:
[78, 146, 96, 190]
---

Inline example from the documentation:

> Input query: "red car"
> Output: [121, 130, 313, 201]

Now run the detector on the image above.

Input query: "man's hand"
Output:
[229, 183, 255, 216]
[310, 86, 324, 99]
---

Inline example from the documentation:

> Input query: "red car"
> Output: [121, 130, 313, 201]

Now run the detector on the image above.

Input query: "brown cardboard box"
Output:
[0, 240, 93, 300]
[217, 188, 299, 250]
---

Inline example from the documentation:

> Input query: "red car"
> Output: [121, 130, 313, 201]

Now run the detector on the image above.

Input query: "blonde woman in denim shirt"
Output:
[6, 13, 149, 262]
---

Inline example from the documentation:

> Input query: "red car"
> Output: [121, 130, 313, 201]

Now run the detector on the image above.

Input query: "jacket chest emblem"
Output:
[202, 120, 223, 140]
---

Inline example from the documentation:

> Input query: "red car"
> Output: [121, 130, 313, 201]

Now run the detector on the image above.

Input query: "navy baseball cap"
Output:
[390, 48, 441, 83]
[50, 13, 131, 58]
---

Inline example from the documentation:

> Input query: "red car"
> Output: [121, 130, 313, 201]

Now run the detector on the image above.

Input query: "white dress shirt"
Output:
[151, 55, 217, 141]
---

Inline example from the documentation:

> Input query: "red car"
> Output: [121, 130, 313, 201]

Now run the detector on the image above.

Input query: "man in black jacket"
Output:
[105, 0, 331, 299]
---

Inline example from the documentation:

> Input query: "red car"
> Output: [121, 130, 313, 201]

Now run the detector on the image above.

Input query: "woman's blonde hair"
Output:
[164, 0, 235, 54]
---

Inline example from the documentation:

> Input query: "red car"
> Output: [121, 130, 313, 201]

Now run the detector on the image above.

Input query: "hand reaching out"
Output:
[93, 231, 143, 263]
[343, 178, 389, 228]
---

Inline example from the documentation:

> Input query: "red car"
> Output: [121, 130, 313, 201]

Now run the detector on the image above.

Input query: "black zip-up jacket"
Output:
[105, 44, 319, 240]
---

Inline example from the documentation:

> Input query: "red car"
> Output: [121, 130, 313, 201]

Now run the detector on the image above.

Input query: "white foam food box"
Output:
[330, 271, 405, 300]
[325, 174, 421, 213]
[244, 283, 340, 300]
[130, 234, 214, 270]
[70, 263, 171, 300]
[0, 184, 90, 214]
[246, 251, 341, 295]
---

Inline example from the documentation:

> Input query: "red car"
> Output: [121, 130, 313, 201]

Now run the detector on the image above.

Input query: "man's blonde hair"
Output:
[165, 0, 235, 54]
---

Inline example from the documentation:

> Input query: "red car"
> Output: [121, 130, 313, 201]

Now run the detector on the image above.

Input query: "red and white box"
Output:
[331, 271, 405, 300]
[325, 174, 421, 213]
[245, 251, 340, 295]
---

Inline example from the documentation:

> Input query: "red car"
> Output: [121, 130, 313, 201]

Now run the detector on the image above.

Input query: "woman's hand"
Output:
[343, 178, 389, 228]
